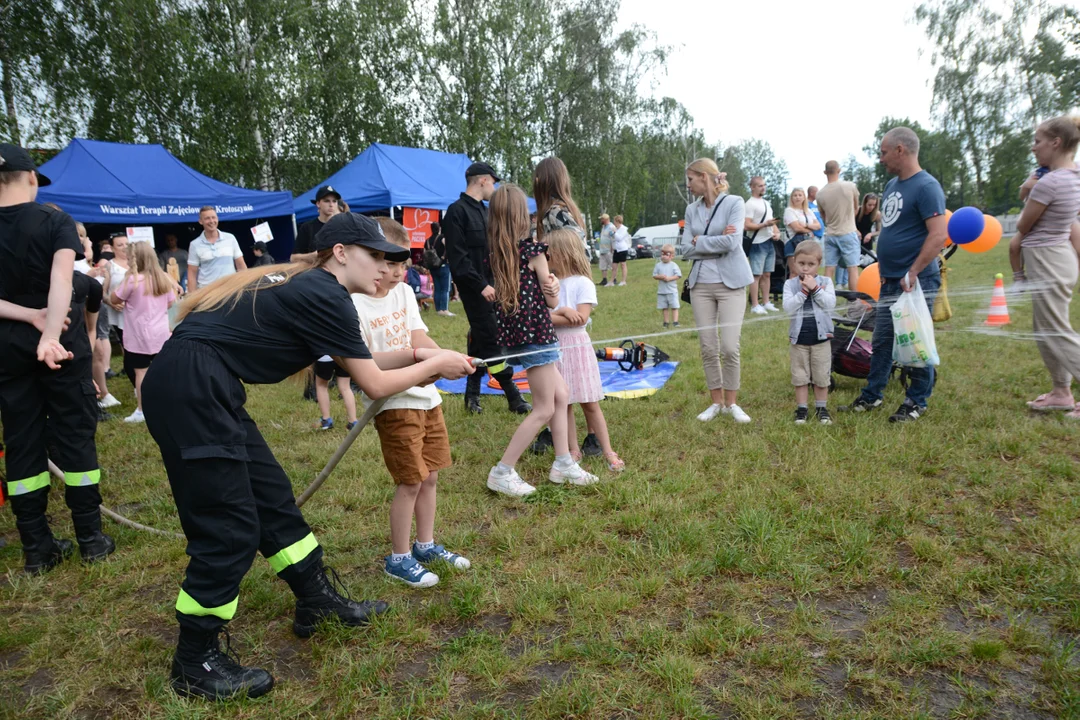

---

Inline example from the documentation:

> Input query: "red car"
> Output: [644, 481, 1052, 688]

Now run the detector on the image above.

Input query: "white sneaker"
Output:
[487, 467, 536, 497]
[1006, 280, 1026, 296]
[750, 305, 767, 315]
[763, 302, 780, 313]
[617, 282, 627, 286]
[696, 403, 724, 422]
[725, 404, 752, 423]
[124, 408, 145, 424]
[549, 462, 599, 486]
[99, 393, 121, 408]
[436, 310, 456, 316]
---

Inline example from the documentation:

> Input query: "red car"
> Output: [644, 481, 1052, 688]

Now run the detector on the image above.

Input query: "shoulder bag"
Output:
[681, 195, 730, 304]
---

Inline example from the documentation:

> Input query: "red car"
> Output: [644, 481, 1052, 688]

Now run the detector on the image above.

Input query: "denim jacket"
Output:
[782, 275, 836, 344]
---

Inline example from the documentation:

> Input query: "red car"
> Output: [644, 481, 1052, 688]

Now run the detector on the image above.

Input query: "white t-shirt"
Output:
[612, 226, 632, 252]
[351, 283, 441, 413]
[744, 196, 773, 245]
[188, 231, 243, 288]
[783, 207, 817, 240]
[557, 275, 598, 311]
[107, 260, 128, 328]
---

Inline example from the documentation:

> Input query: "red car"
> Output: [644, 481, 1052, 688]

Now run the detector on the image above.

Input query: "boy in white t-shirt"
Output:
[356, 218, 471, 589]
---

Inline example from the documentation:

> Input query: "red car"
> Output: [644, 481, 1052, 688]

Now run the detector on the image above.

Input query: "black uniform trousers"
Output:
[0, 320, 101, 520]
[142, 339, 322, 633]
[460, 290, 510, 376]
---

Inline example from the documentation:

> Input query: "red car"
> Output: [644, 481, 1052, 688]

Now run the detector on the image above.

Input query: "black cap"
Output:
[465, 162, 500, 182]
[314, 212, 410, 261]
[0, 143, 51, 186]
[311, 185, 341, 204]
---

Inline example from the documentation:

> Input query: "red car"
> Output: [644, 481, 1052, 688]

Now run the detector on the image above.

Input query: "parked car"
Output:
[631, 223, 681, 260]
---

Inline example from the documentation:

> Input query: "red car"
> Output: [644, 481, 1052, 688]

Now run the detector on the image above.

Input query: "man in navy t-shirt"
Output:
[842, 127, 948, 423]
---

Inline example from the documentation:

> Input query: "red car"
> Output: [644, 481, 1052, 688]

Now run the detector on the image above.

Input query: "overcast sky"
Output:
[618, 0, 938, 191]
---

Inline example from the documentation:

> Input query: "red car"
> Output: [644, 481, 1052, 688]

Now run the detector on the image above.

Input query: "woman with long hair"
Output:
[682, 158, 754, 423]
[782, 188, 821, 278]
[104, 233, 135, 386]
[856, 193, 882, 253]
[110, 241, 177, 423]
[140, 212, 475, 701]
[1010, 115, 1080, 418]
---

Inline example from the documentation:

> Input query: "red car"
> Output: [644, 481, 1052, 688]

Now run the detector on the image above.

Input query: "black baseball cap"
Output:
[311, 185, 341, 204]
[0, 143, 51, 186]
[314, 212, 410, 261]
[465, 162, 500, 182]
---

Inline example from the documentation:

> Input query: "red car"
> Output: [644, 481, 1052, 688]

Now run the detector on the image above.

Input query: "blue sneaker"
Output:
[346, 420, 358, 431]
[412, 542, 471, 570]
[384, 555, 439, 588]
[318, 417, 334, 431]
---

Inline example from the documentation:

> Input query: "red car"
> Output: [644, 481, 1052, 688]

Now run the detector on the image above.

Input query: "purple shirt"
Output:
[114, 275, 175, 355]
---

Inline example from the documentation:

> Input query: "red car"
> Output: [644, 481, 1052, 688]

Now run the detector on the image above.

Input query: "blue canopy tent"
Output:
[37, 139, 296, 259]
[294, 143, 535, 224]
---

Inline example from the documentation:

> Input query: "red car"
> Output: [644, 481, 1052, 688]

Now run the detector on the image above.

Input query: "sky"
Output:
[618, 0, 939, 191]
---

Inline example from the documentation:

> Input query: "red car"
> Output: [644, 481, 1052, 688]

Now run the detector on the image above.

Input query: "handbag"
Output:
[422, 234, 443, 270]
[742, 204, 768, 256]
[681, 195, 730, 304]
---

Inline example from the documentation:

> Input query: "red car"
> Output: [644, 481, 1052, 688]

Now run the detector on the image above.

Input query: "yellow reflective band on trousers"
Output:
[266, 532, 319, 573]
[175, 589, 238, 620]
[6, 471, 50, 497]
[64, 469, 101, 487]
[488, 362, 507, 375]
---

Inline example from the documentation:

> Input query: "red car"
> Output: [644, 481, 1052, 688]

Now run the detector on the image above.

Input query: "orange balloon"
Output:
[856, 262, 881, 300]
[943, 209, 953, 247]
[961, 214, 1002, 254]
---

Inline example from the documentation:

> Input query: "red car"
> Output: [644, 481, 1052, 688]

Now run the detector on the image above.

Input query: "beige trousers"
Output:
[690, 282, 745, 391]
[1025, 244, 1080, 388]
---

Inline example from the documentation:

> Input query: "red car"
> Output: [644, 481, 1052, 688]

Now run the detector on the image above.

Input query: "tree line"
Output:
[2, 0, 1078, 231]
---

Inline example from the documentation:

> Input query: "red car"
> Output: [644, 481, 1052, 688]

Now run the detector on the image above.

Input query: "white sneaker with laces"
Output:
[750, 305, 767, 315]
[436, 310, 456, 316]
[726, 404, 752, 423]
[486, 467, 536, 497]
[763, 302, 780, 313]
[549, 462, 599, 486]
[124, 408, 145, 424]
[99, 393, 121, 408]
[696, 403, 724, 422]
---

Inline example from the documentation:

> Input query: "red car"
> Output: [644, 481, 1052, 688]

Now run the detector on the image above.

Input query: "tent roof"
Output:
[294, 143, 474, 221]
[36, 139, 294, 224]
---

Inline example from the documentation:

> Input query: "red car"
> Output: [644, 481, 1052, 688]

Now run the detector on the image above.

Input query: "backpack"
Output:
[422, 234, 443, 270]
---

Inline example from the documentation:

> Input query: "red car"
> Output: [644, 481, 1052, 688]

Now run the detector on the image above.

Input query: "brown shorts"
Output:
[374, 406, 452, 485]
[790, 342, 832, 388]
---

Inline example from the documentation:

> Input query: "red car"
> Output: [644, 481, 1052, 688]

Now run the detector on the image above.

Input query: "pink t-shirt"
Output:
[1024, 167, 1080, 248]
[114, 275, 175, 355]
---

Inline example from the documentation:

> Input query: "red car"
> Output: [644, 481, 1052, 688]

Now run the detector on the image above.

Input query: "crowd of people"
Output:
[2, 114, 1080, 702]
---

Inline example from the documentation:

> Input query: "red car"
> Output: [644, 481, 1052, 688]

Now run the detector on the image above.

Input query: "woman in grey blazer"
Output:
[682, 158, 754, 423]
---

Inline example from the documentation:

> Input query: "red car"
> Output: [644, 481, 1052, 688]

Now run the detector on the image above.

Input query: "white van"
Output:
[629, 223, 682, 260]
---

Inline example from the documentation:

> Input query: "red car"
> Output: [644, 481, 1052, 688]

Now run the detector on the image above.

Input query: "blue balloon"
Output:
[947, 206, 985, 245]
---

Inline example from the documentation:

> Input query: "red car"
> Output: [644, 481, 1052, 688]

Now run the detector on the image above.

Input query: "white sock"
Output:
[390, 552, 411, 564]
[493, 462, 513, 476]
[554, 454, 575, 470]
[415, 539, 435, 551]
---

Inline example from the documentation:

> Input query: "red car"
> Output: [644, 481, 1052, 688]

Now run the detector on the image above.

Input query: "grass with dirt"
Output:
[1, 243, 1078, 719]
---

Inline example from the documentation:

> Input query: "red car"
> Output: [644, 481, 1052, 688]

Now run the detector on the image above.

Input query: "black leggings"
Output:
[112, 326, 137, 386]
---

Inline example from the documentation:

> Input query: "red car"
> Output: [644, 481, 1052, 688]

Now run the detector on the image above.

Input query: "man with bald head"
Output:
[841, 126, 947, 423]
[815, 160, 861, 291]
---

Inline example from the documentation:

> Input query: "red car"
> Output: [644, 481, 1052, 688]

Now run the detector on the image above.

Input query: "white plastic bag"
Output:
[891, 277, 940, 367]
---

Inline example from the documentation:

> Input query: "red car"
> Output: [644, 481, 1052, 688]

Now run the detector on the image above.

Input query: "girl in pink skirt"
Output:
[546, 229, 624, 472]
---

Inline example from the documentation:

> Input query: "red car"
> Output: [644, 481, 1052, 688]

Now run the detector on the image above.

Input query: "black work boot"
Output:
[496, 370, 532, 415]
[529, 427, 554, 455]
[581, 433, 603, 457]
[17, 516, 74, 576]
[171, 627, 274, 701]
[464, 372, 483, 414]
[291, 563, 389, 638]
[72, 509, 116, 562]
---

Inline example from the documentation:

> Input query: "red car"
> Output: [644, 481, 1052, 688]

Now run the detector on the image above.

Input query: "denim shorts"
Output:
[824, 232, 861, 268]
[507, 342, 561, 370]
[747, 241, 776, 275]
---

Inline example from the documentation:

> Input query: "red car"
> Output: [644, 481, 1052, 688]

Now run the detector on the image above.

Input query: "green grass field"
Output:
[2, 244, 1078, 719]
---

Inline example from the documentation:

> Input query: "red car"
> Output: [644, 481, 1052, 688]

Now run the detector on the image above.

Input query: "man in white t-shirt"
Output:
[187, 206, 247, 289]
[611, 214, 632, 286]
[743, 176, 781, 314]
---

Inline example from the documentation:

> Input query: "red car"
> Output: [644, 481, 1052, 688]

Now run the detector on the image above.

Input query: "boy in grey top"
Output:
[652, 244, 682, 327]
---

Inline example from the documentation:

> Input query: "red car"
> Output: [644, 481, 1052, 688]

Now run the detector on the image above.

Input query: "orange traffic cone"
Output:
[985, 273, 1010, 326]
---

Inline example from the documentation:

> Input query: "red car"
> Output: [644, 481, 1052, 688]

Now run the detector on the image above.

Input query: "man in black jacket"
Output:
[443, 163, 530, 415]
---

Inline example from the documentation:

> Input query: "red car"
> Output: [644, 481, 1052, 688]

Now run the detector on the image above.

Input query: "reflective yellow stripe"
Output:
[63, 469, 101, 487]
[266, 532, 318, 573]
[6, 471, 50, 497]
[487, 362, 507, 375]
[175, 589, 238, 620]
